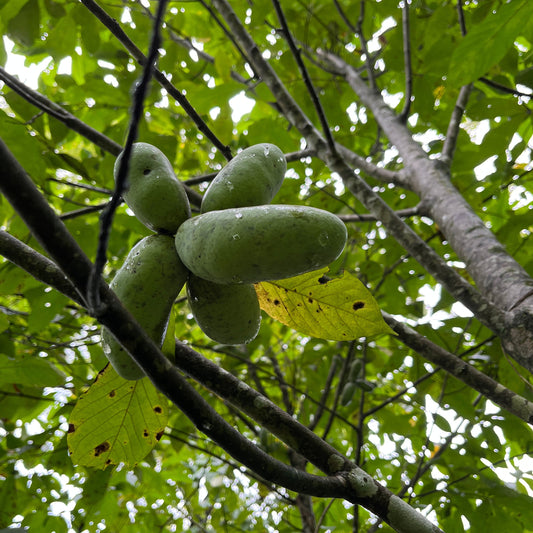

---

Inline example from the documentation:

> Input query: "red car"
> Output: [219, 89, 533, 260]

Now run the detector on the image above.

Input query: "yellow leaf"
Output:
[255, 268, 394, 341]
[67, 365, 167, 469]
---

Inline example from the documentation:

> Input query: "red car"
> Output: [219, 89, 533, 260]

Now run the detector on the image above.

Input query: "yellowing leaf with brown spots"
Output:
[255, 268, 394, 341]
[67, 365, 167, 469]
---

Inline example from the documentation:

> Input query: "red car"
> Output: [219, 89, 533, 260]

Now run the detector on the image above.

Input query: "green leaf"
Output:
[0, 354, 65, 387]
[255, 268, 394, 341]
[67, 365, 168, 469]
[6, 0, 40, 47]
[448, 0, 533, 87]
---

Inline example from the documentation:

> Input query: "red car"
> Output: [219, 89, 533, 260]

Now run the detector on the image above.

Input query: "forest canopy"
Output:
[1, 1, 533, 532]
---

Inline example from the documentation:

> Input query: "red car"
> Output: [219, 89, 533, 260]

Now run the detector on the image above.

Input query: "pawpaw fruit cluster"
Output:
[103, 142, 347, 380]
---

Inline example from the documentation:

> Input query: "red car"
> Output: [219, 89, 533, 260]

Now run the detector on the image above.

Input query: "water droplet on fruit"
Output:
[318, 232, 329, 246]
[226, 181, 234, 191]
[235, 212, 243, 219]
[232, 234, 240, 240]
[263, 146, 270, 156]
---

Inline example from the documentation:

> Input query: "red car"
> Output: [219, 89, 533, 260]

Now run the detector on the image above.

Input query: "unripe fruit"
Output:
[175, 205, 347, 284]
[115, 142, 191, 234]
[102, 234, 189, 380]
[201, 143, 286, 213]
[187, 274, 261, 344]
[340, 382, 358, 406]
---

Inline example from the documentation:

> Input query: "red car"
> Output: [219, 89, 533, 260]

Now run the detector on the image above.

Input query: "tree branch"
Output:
[0, 66, 122, 155]
[80, 0, 232, 161]
[398, 1, 413, 123]
[0, 136, 444, 533]
[210, 0, 508, 342]
[87, 0, 169, 312]
[272, 0, 337, 154]
[0, 67, 203, 208]
[211, 0, 402, 186]
[318, 50, 533, 371]
[440, 83, 472, 165]
[384, 312, 533, 424]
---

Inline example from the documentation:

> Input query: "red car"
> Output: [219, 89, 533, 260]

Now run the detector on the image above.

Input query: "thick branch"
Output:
[384, 312, 533, 424]
[211, 0, 401, 185]
[0, 137, 443, 533]
[320, 50, 533, 371]
[211, 0, 507, 340]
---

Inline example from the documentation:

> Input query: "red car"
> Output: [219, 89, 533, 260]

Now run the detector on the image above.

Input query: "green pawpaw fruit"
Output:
[115, 142, 191, 233]
[102, 234, 189, 380]
[187, 274, 261, 344]
[340, 382, 358, 406]
[175, 205, 347, 284]
[201, 143, 286, 213]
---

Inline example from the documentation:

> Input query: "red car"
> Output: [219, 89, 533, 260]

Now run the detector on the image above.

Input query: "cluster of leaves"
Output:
[1, 0, 533, 532]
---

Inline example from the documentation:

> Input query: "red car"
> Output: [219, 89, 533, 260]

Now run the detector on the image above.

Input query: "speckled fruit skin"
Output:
[115, 143, 191, 234]
[102, 234, 189, 380]
[187, 274, 261, 344]
[201, 143, 286, 213]
[175, 205, 347, 285]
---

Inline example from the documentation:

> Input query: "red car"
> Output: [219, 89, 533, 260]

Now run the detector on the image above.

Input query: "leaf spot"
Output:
[68, 423, 75, 434]
[318, 275, 329, 284]
[353, 301, 365, 311]
[154, 405, 162, 414]
[273, 299, 280, 305]
[156, 430, 164, 441]
[94, 441, 110, 457]
[109, 389, 116, 398]
[143, 429, 149, 437]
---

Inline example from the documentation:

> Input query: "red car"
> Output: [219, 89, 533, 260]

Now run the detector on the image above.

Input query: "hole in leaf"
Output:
[318, 275, 329, 284]
[68, 423, 75, 433]
[156, 430, 164, 441]
[353, 301, 365, 310]
[154, 406, 162, 414]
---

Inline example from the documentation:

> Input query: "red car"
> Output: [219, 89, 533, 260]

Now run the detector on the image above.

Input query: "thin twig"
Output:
[339, 205, 422, 223]
[479, 76, 533, 98]
[59, 204, 109, 221]
[87, 0, 168, 312]
[457, 0, 467, 36]
[308, 355, 340, 432]
[399, 1, 412, 122]
[440, 83, 472, 165]
[80, 0, 232, 161]
[0, 66, 122, 155]
[272, 0, 337, 154]
[356, 1, 377, 90]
